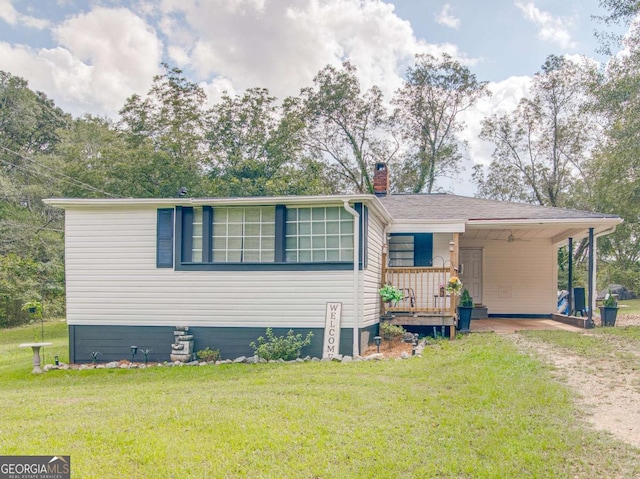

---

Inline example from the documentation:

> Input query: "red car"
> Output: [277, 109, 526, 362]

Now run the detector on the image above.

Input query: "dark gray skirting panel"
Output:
[69, 323, 379, 364]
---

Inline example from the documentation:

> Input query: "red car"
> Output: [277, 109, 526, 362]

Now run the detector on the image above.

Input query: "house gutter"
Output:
[343, 200, 360, 357]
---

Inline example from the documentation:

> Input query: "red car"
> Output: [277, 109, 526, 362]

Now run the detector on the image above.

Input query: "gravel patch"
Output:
[506, 322, 640, 449]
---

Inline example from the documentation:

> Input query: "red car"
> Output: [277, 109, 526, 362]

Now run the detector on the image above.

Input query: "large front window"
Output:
[285, 207, 354, 262]
[212, 207, 275, 263]
[170, 203, 365, 271]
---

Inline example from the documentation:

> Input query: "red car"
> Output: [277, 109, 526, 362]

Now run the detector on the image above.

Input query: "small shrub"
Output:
[603, 290, 618, 308]
[380, 322, 406, 348]
[250, 328, 313, 361]
[459, 289, 473, 307]
[196, 347, 221, 362]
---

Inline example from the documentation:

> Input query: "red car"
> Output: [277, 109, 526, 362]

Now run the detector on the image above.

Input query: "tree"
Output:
[0, 71, 69, 325]
[593, 0, 640, 54]
[207, 88, 330, 196]
[295, 62, 395, 194]
[476, 55, 599, 207]
[583, 1, 640, 292]
[48, 116, 127, 197]
[118, 64, 210, 197]
[392, 53, 489, 193]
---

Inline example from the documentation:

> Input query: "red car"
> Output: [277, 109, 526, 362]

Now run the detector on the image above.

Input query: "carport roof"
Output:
[378, 194, 620, 222]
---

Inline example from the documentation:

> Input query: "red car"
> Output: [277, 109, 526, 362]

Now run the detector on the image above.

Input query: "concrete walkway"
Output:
[470, 318, 583, 334]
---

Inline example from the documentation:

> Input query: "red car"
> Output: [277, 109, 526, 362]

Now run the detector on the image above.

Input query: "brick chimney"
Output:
[373, 162, 389, 196]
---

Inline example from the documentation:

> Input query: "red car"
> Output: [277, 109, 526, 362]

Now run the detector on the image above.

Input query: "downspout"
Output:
[343, 201, 360, 357]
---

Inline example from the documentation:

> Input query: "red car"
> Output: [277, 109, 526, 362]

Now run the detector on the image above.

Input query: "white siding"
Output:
[433, 234, 453, 267]
[460, 238, 557, 315]
[64, 207, 356, 328]
[362, 210, 385, 327]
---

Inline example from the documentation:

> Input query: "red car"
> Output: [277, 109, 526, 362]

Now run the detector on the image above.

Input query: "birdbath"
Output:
[19, 342, 52, 373]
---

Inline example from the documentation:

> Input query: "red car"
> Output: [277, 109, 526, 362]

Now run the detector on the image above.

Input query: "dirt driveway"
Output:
[499, 315, 640, 450]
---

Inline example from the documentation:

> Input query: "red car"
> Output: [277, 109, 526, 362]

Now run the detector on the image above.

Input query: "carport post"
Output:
[587, 228, 594, 327]
[567, 237, 573, 315]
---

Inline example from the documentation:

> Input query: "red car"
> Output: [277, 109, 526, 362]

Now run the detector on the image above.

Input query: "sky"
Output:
[0, 0, 623, 195]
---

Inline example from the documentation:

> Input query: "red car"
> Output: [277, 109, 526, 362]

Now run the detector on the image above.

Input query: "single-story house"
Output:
[44, 165, 622, 363]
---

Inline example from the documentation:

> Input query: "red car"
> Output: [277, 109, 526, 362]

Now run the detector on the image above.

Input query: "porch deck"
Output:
[380, 313, 456, 339]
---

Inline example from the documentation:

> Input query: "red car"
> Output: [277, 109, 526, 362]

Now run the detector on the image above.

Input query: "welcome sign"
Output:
[322, 302, 342, 359]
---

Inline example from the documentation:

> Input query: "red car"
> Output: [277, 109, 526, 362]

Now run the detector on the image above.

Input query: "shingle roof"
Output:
[377, 194, 620, 221]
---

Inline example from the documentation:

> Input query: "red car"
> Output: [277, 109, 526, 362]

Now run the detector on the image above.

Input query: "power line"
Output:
[0, 220, 64, 233]
[0, 145, 122, 198]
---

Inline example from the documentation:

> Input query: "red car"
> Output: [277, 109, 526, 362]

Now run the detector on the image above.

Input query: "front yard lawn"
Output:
[1, 322, 639, 478]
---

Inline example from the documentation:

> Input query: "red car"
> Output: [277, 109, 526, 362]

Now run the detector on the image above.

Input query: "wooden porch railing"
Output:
[382, 266, 455, 314]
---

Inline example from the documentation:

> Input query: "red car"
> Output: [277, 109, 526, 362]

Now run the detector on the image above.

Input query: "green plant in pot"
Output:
[379, 284, 404, 305]
[457, 288, 473, 332]
[599, 290, 618, 327]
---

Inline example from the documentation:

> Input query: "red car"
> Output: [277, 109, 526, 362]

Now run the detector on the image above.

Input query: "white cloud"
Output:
[0, 0, 49, 29]
[0, 0, 20, 25]
[157, 0, 478, 103]
[444, 75, 532, 195]
[200, 77, 237, 107]
[435, 4, 460, 29]
[515, 1, 577, 50]
[1, 0, 482, 119]
[0, 7, 162, 116]
[457, 75, 532, 168]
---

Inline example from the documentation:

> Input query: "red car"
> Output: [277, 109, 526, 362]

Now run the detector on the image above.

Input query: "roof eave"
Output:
[42, 195, 394, 224]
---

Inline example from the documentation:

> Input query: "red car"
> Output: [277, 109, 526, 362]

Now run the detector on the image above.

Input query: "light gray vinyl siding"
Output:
[64, 207, 356, 328]
[362, 209, 385, 327]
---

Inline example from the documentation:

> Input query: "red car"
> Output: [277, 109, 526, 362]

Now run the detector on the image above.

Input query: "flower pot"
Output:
[457, 306, 473, 332]
[599, 306, 618, 327]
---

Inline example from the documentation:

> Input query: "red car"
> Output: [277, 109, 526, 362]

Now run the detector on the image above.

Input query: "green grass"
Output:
[0, 319, 69, 379]
[594, 325, 640, 341]
[520, 330, 618, 357]
[1, 323, 639, 478]
[618, 299, 640, 314]
[522, 327, 640, 361]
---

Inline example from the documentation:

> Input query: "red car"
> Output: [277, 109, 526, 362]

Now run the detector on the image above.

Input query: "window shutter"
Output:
[414, 233, 433, 267]
[157, 209, 174, 268]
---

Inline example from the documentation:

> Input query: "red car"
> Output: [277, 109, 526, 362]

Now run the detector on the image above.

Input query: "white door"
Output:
[459, 248, 482, 304]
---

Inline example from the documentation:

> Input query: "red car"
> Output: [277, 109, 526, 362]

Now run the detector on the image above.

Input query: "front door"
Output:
[459, 248, 482, 304]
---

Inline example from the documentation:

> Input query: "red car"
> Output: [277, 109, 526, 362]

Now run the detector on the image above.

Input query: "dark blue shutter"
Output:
[156, 209, 174, 268]
[354, 203, 368, 270]
[414, 233, 433, 266]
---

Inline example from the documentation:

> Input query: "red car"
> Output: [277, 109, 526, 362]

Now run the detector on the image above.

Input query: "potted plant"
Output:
[445, 276, 463, 297]
[457, 288, 473, 332]
[599, 290, 618, 327]
[378, 284, 404, 305]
